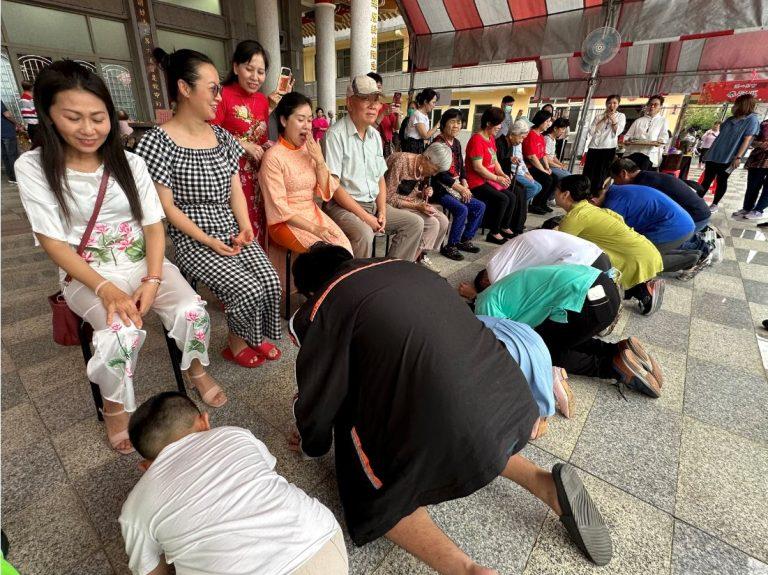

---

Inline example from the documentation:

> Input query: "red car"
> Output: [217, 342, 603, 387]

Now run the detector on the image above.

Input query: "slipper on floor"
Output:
[221, 346, 266, 368]
[552, 463, 612, 566]
[252, 341, 281, 361]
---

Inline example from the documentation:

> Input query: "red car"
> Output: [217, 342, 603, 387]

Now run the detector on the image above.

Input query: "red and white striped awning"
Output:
[398, 0, 768, 95]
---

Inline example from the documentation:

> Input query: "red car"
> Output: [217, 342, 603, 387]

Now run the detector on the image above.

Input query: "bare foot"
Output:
[468, 565, 499, 575]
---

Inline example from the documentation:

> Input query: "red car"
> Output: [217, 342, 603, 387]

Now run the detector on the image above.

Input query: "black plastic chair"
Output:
[77, 319, 186, 421]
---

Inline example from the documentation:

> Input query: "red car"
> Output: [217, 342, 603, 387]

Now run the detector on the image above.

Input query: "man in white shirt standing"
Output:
[623, 94, 669, 170]
[120, 392, 347, 575]
[583, 94, 626, 192]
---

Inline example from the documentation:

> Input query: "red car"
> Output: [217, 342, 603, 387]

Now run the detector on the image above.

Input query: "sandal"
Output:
[553, 367, 574, 419]
[99, 409, 135, 455]
[252, 341, 281, 361]
[530, 417, 549, 440]
[552, 463, 613, 566]
[183, 370, 228, 408]
[222, 346, 265, 368]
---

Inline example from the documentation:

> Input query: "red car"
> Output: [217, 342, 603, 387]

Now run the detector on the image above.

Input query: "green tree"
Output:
[682, 106, 723, 133]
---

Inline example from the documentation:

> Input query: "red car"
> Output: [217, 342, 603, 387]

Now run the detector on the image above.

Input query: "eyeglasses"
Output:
[209, 83, 223, 98]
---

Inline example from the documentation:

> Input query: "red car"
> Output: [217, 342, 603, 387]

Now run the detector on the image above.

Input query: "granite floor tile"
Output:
[690, 291, 754, 328]
[529, 374, 601, 461]
[71, 455, 144, 542]
[623, 309, 690, 353]
[1, 370, 29, 411]
[0, 285, 56, 324]
[32, 378, 102, 435]
[2, 485, 102, 575]
[103, 537, 131, 575]
[17, 345, 96, 399]
[748, 302, 768, 331]
[52, 417, 122, 476]
[60, 549, 115, 575]
[237, 369, 299, 430]
[523, 471, 674, 574]
[639, 342, 687, 414]
[684, 357, 768, 444]
[660, 282, 694, 315]
[571, 386, 682, 513]
[729, 228, 767, 242]
[676, 417, 768, 563]
[1, 312, 58, 346]
[1, 438, 69, 516]
[672, 521, 768, 575]
[743, 279, 768, 305]
[1, 402, 47, 454]
[304, 475, 394, 575]
[732, 237, 768, 253]
[688, 318, 764, 376]
[695, 257, 742, 278]
[8, 333, 85, 376]
[733, 247, 768, 266]
[1, 343, 16, 373]
[692, 271, 747, 299]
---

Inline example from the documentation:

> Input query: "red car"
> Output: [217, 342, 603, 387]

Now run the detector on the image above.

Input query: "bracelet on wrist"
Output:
[94, 279, 111, 297]
[141, 275, 162, 284]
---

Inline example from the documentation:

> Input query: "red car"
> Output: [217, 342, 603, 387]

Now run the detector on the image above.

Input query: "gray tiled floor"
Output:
[2, 166, 768, 574]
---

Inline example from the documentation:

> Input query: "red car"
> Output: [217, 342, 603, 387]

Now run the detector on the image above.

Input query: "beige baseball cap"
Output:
[346, 75, 382, 97]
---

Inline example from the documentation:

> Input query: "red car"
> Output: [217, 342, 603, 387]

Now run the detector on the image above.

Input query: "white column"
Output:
[254, 0, 281, 94]
[349, 0, 375, 77]
[314, 1, 337, 113]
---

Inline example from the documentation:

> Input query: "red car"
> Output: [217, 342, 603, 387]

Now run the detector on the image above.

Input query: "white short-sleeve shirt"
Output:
[119, 426, 340, 575]
[487, 229, 604, 284]
[405, 109, 430, 140]
[15, 149, 164, 247]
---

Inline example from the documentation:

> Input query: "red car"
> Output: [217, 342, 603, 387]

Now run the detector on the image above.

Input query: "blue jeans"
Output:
[551, 167, 571, 180]
[515, 174, 542, 202]
[1, 136, 18, 181]
[680, 218, 711, 256]
[439, 194, 486, 245]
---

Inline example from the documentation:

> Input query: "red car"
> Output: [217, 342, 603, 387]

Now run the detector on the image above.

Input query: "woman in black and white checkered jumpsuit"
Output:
[135, 50, 282, 372]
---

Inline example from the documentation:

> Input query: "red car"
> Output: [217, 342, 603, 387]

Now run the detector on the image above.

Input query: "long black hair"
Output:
[33, 60, 143, 224]
[153, 47, 215, 103]
[222, 40, 270, 86]
[415, 88, 438, 108]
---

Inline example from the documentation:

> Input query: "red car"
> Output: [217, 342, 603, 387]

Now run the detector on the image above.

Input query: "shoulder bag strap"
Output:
[63, 168, 111, 283]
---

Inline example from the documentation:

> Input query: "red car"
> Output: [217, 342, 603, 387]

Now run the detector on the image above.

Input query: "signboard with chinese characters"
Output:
[699, 80, 768, 103]
[370, 0, 378, 72]
[131, 0, 166, 117]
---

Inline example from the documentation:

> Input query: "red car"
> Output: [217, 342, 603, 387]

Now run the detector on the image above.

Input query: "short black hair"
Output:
[128, 392, 201, 460]
[366, 72, 383, 86]
[648, 94, 665, 106]
[439, 108, 463, 131]
[480, 107, 505, 129]
[274, 91, 313, 134]
[545, 117, 570, 135]
[473, 269, 491, 293]
[623, 152, 653, 171]
[558, 174, 593, 202]
[541, 216, 563, 230]
[293, 242, 353, 297]
[531, 110, 553, 129]
[610, 158, 640, 177]
[21, 80, 33, 91]
[501, 95, 515, 105]
[606, 94, 621, 104]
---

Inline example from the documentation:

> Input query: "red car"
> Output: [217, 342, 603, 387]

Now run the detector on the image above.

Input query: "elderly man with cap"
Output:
[323, 75, 424, 259]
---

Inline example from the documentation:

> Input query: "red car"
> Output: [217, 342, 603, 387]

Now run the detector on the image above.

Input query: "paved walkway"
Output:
[1, 166, 767, 574]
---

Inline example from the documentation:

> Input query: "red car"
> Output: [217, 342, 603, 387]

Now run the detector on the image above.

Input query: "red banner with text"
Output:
[699, 80, 768, 103]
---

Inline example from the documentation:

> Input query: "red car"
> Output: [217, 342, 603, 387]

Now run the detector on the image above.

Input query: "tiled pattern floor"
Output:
[2, 166, 768, 574]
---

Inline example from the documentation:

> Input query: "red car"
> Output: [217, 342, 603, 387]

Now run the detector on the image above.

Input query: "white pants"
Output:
[63, 258, 210, 412]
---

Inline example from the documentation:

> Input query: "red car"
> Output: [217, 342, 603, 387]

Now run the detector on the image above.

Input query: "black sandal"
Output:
[552, 463, 612, 566]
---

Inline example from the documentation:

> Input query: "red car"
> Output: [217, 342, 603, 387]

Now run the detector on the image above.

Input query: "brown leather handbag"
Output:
[48, 169, 110, 346]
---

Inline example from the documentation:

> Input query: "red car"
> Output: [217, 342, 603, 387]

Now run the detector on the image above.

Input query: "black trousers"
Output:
[535, 273, 621, 378]
[698, 161, 732, 205]
[655, 234, 701, 272]
[591, 252, 612, 272]
[583, 148, 617, 191]
[528, 165, 557, 208]
[472, 183, 526, 234]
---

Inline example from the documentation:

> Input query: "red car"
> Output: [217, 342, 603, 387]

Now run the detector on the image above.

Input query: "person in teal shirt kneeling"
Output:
[473, 264, 663, 398]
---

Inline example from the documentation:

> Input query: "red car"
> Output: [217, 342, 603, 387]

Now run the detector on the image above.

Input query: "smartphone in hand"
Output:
[277, 67, 292, 94]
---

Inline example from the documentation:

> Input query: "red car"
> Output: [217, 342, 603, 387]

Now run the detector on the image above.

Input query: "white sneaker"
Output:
[744, 210, 765, 220]
[417, 254, 437, 271]
[731, 209, 748, 218]
[709, 204, 719, 213]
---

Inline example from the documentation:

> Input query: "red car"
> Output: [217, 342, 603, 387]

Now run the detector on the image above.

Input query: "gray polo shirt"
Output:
[324, 115, 387, 204]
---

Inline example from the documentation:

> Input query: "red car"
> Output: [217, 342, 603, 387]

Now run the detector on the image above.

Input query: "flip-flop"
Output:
[552, 463, 612, 566]
[221, 346, 266, 368]
[252, 341, 281, 361]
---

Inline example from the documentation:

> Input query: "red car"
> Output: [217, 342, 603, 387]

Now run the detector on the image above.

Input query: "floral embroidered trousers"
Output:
[63, 258, 210, 412]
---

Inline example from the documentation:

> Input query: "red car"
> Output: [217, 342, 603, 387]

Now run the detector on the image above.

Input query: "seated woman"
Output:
[544, 117, 571, 180]
[15, 61, 216, 454]
[556, 175, 665, 316]
[465, 107, 527, 244]
[384, 144, 451, 268]
[136, 48, 282, 370]
[472, 264, 663, 398]
[523, 110, 557, 214]
[431, 108, 486, 261]
[591, 181, 701, 273]
[259, 92, 352, 255]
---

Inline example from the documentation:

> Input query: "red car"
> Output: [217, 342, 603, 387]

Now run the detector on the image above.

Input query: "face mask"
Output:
[407, 108, 415, 117]
[504, 105, 513, 113]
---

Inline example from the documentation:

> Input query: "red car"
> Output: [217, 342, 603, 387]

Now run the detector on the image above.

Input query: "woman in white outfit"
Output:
[15, 61, 221, 455]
